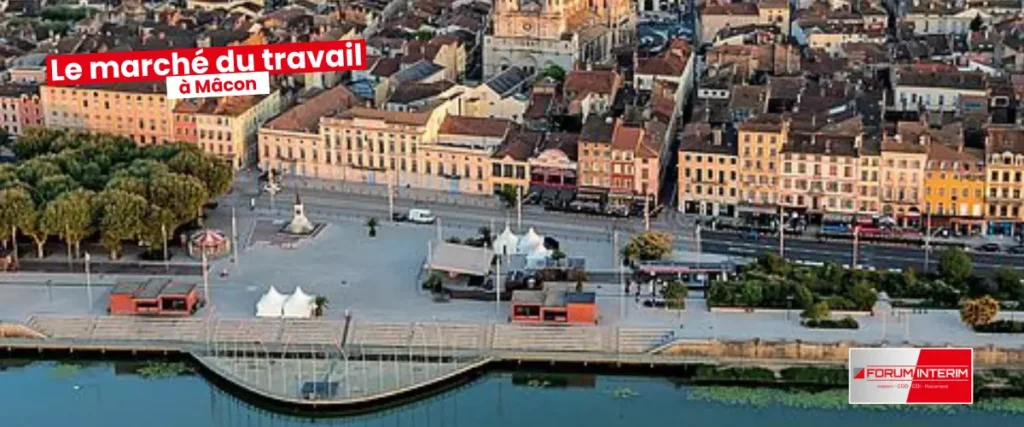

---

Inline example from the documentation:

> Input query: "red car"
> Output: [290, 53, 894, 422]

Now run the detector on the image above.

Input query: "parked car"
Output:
[391, 212, 408, 222]
[1009, 246, 1024, 255]
[975, 243, 1002, 253]
[408, 209, 436, 224]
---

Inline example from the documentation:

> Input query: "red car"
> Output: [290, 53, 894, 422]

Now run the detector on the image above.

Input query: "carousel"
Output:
[188, 229, 232, 259]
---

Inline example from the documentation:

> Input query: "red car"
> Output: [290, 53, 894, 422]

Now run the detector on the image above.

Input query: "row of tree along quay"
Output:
[0, 128, 232, 261]
[699, 247, 1024, 330]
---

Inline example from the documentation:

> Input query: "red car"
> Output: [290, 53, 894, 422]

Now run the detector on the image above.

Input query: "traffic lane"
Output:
[253, 186, 663, 233]
[243, 197, 618, 243]
[704, 231, 1024, 268]
[700, 238, 1021, 273]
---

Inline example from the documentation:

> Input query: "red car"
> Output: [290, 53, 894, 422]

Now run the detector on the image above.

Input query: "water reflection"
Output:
[0, 360, 1021, 427]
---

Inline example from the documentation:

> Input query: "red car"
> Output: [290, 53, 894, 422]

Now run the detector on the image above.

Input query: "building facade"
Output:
[41, 82, 175, 145]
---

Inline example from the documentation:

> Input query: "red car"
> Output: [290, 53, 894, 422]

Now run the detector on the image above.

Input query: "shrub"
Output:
[802, 316, 858, 329]
[779, 367, 848, 385]
[694, 366, 777, 382]
[973, 320, 1024, 333]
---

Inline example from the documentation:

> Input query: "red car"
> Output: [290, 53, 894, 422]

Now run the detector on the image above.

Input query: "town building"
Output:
[422, 115, 513, 195]
[984, 124, 1024, 234]
[678, 123, 739, 217]
[41, 82, 175, 145]
[737, 114, 788, 206]
[880, 132, 928, 226]
[0, 84, 42, 137]
[173, 93, 282, 169]
[257, 85, 361, 178]
[563, 70, 622, 120]
[892, 69, 988, 114]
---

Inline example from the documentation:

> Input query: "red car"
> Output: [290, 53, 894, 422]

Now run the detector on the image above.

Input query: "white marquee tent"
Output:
[517, 227, 544, 254]
[255, 286, 287, 318]
[282, 286, 315, 319]
[493, 226, 520, 256]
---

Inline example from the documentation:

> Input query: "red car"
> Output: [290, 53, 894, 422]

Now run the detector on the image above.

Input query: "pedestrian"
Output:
[250, 198, 255, 210]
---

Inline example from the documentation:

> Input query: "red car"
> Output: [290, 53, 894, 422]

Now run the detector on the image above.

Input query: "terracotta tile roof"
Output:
[611, 121, 643, 151]
[539, 132, 579, 161]
[387, 81, 454, 104]
[737, 113, 786, 132]
[702, 2, 758, 15]
[493, 129, 543, 161]
[174, 94, 271, 116]
[927, 141, 983, 172]
[525, 93, 554, 119]
[264, 85, 358, 133]
[371, 57, 401, 78]
[636, 39, 692, 77]
[332, 106, 431, 126]
[564, 70, 618, 96]
[438, 116, 512, 138]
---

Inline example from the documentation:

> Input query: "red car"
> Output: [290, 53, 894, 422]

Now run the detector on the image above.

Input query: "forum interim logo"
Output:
[848, 348, 973, 405]
[46, 40, 367, 100]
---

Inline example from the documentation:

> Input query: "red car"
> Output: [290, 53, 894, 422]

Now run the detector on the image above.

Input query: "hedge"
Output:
[802, 316, 859, 329]
[974, 320, 1024, 333]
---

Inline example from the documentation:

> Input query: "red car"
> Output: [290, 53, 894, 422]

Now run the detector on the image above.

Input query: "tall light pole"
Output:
[162, 224, 169, 273]
[202, 252, 210, 307]
[852, 225, 860, 268]
[778, 205, 785, 258]
[266, 168, 280, 211]
[387, 171, 395, 222]
[644, 195, 650, 231]
[495, 256, 502, 319]
[923, 208, 932, 272]
[516, 186, 523, 232]
[85, 252, 92, 312]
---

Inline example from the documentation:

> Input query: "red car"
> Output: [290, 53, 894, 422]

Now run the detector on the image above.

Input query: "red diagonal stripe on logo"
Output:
[854, 368, 865, 379]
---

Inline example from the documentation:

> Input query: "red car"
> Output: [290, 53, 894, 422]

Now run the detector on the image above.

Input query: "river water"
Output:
[2, 360, 1022, 427]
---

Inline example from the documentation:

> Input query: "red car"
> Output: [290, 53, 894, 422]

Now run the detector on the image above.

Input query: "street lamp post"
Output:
[162, 224, 169, 273]
[516, 186, 523, 232]
[778, 205, 785, 258]
[923, 208, 932, 272]
[852, 225, 860, 268]
[84, 253, 92, 311]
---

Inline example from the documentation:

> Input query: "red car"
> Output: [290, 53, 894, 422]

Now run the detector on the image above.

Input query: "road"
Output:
[699, 230, 1024, 274]
[227, 178, 1024, 274]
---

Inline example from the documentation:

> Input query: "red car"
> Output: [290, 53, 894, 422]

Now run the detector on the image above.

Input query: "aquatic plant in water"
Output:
[50, 362, 82, 379]
[526, 379, 552, 388]
[687, 386, 1022, 415]
[137, 362, 191, 379]
[610, 387, 640, 399]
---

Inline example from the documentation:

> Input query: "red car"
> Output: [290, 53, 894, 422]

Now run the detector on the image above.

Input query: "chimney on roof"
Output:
[918, 134, 928, 145]
[712, 127, 722, 145]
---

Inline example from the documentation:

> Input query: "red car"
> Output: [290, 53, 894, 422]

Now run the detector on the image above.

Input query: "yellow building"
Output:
[41, 82, 175, 145]
[422, 116, 512, 195]
[856, 142, 882, 214]
[258, 85, 361, 179]
[491, 129, 542, 194]
[174, 93, 281, 169]
[678, 123, 739, 216]
[984, 125, 1024, 233]
[737, 114, 788, 206]
[924, 142, 986, 232]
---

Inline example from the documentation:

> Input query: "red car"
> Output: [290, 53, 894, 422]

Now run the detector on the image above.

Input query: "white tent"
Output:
[282, 286, 315, 319]
[526, 244, 552, 268]
[493, 227, 520, 256]
[518, 227, 544, 254]
[255, 286, 287, 318]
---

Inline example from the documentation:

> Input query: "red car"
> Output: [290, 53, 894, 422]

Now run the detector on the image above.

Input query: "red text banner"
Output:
[47, 40, 367, 86]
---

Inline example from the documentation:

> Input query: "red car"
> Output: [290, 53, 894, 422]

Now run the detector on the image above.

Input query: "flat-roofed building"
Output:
[42, 82, 175, 145]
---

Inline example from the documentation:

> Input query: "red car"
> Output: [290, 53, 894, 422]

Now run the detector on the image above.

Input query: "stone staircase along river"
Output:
[22, 315, 674, 354]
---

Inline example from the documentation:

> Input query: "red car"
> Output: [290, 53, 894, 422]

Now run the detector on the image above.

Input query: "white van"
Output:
[408, 209, 436, 224]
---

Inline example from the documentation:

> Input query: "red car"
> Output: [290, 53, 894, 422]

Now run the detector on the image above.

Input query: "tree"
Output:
[937, 247, 972, 285]
[15, 157, 62, 186]
[148, 172, 209, 224]
[167, 151, 233, 199]
[139, 205, 176, 251]
[801, 301, 831, 320]
[0, 187, 35, 253]
[478, 226, 493, 247]
[551, 249, 567, 261]
[961, 295, 999, 327]
[741, 281, 763, 308]
[663, 281, 686, 309]
[970, 13, 984, 33]
[415, 30, 435, 41]
[757, 253, 791, 277]
[622, 230, 674, 263]
[423, 271, 444, 293]
[993, 266, 1024, 302]
[96, 189, 148, 259]
[19, 208, 51, 259]
[849, 283, 878, 311]
[313, 296, 328, 317]
[541, 65, 566, 81]
[497, 185, 517, 208]
[795, 285, 814, 309]
[43, 190, 94, 258]
[34, 174, 80, 203]
[366, 217, 379, 237]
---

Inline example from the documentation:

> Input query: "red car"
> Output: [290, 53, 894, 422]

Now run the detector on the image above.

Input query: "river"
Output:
[1, 360, 1022, 426]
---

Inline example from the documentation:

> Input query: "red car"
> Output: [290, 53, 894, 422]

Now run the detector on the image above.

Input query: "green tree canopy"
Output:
[937, 247, 972, 285]
[623, 230, 674, 263]
[34, 174, 80, 203]
[541, 65, 566, 81]
[95, 189, 149, 259]
[0, 187, 35, 243]
[801, 301, 831, 320]
[993, 266, 1024, 302]
[149, 173, 209, 224]
[43, 189, 94, 258]
[849, 283, 878, 311]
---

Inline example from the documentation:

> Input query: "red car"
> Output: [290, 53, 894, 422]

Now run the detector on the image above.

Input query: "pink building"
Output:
[0, 84, 42, 136]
